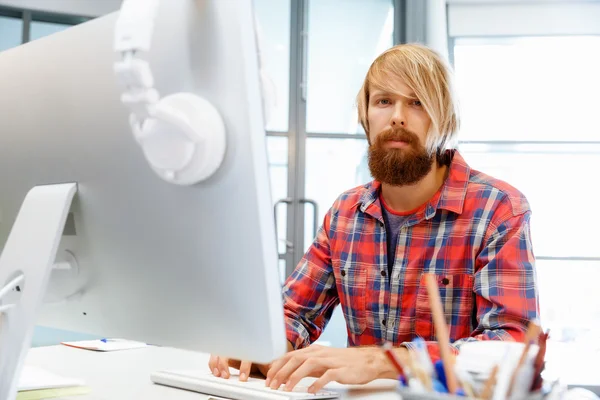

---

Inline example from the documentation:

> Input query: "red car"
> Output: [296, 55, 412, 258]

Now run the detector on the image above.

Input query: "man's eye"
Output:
[378, 99, 391, 105]
[411, 100, 422, 106]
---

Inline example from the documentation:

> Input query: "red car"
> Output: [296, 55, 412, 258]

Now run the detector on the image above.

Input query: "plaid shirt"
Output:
[283, 151, 539, 357]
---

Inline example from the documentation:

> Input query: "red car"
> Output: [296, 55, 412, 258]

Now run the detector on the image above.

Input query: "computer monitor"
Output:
[0, 0, 287, 396]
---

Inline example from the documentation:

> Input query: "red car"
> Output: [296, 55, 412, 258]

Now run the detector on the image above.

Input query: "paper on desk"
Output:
[17, 386, 90, 400]
[61, 338, 148, 352]
[18, 365, 85, 391]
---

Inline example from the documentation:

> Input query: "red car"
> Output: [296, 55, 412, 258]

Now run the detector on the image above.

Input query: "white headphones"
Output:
[113, 0, 275, 186]
[113, 0, 226, 186]
[114, 0, 275, 185]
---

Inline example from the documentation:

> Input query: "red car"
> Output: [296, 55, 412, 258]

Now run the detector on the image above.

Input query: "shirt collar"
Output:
[358, 150, 470, 219]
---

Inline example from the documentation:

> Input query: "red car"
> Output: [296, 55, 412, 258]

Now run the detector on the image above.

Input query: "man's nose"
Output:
[390, 104, 406, 127]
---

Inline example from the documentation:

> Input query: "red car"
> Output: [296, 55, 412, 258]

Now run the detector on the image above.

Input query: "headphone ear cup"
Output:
[136, 93, 226, 185]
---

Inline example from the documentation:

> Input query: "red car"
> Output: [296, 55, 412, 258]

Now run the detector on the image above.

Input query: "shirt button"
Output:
[341, 270, 346, 277]
[441, 277, 450, 285]
[381, 270, 387, 277]
[382, 319, 386, 326]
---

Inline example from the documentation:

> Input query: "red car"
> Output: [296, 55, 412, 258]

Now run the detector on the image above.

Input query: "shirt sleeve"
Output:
[460, 206, 540, 345]
[283, 208, 340, 350]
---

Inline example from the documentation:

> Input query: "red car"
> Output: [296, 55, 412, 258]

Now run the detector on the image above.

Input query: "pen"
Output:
[100, 338, 122, 343]
[382, 342, 406, 377]
[413, 337, 434, 376]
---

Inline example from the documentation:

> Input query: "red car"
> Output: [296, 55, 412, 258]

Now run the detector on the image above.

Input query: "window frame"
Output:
[0, 5, 90, 45]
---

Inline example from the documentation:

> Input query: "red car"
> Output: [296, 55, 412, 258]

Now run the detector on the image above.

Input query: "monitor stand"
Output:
[0, 183, 77, 400]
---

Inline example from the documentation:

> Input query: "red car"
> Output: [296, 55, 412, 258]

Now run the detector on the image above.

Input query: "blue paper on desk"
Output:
[61, 338, 148, 352]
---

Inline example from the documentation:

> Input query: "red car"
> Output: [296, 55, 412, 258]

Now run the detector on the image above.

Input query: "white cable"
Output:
[0, 274, 24, 302]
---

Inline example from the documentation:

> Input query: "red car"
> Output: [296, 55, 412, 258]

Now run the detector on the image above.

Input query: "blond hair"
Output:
[357, 43, 459, 155]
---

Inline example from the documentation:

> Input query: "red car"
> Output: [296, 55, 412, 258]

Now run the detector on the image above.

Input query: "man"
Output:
[210, 43, 539, 394]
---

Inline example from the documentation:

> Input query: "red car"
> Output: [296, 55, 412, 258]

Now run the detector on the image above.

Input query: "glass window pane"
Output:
[267, 136, 289, 257]
[304, 138, 370, 250]
[536, 259, 600, 345]
[317, 306, 347, 348]
[254, 0, 291, 132]
[30, 21, 71, 41]
[306, 0, 394, 134]
[454, 36, 600, 142]
[460, 145, 600, 258]
[0, 16, 23, 52]
[278, 259, 286, 285]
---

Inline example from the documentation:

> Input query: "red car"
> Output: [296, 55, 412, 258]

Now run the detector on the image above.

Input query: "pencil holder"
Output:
[396, 387, 547, 400]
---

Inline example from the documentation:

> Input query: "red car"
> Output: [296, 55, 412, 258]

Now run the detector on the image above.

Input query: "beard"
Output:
[367, 127, 434, 186]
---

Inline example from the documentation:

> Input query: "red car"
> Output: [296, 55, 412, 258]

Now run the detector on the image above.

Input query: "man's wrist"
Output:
[374, 346, 407, 379]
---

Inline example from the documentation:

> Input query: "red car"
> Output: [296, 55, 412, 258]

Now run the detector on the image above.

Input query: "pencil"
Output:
[410, 351, 433, 391]
[530, 330, 549, 391]
[508, 319, 541, 395]
[424, 274, 459, 394]
[481, 364, 499, 400]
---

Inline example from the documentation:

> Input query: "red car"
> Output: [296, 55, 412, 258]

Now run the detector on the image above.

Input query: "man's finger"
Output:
[208, 355, 220, 377]
[239, 361, 252, 382]
[269, 354, 307, 389]
[266, 345, 329, 387]
[218, 357, 230, 379]
[283, 357, 327, 391]
[308, 369, 340, 394]
[266, 354, 291, 386]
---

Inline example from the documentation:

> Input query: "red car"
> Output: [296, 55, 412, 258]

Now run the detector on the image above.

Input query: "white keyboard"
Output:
[150, 370, 341, 400]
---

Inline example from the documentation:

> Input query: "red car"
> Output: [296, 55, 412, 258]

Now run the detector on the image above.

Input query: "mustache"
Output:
[374, 127, 419, 146]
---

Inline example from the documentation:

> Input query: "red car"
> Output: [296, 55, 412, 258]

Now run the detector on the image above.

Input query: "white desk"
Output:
[24, 345, 401, 400]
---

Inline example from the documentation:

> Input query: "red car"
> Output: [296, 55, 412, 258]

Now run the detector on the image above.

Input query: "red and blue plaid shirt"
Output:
[283, 151, 539, 358]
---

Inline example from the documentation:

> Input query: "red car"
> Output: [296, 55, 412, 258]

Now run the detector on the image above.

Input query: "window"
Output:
[304, 138, 369, 248]
[453, 36, 600, 346]
[0, 6, 89, 52]
[455, 37, 600, 142]
[30, 20, 71, 41]
[254, 0, 291, 132]
[0, 15, 22, 51]
[305, 0, 394, 134]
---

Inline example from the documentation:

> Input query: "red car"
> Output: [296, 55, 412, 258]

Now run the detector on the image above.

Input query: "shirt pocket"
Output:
[339, 265, 367, 337]
[415, 273, 475, 341]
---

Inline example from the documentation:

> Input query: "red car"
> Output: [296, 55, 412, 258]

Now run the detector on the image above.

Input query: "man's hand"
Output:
[209, 342, 295, 382]
[208, 355, 270, 382]
[265, 344, 397, 394]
